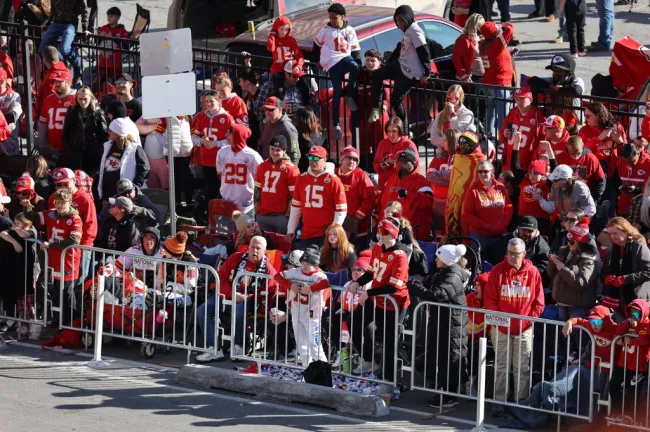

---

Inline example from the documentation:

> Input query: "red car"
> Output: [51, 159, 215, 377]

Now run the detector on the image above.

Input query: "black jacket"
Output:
[100, 186, 160, 231]
[602, 240, 650, 312]
[61, 106, 108, 175]
[485, 232, 551, 286]
[97, 215, 139, 252]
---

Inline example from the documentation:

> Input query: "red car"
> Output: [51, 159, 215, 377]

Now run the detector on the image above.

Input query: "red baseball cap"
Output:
[544, 115, 565, 130]
[514, 86, 532, 99]
[75, 170, 94, 192]
[52, 167, 75, 184]
[15, 175, 35, 193]
[262, 97, 282, 110]
[340, 146, 360, 160]
[377, 218, 400, 239]
[51, 70, 72, 82]
[308, 146, 327, 159]
[529, 159, 548, 175]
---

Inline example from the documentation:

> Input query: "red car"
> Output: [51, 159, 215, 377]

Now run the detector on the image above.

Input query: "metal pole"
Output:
[473, 337, 488, 432]
[88, 275, 107, 368]
[21, 20, 34, 154]
[167, 117, 176, 235]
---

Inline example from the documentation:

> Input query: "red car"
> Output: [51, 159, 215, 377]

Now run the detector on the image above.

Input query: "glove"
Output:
[397, 189, 408, 199]
[604, 275, 615, 286]
[613, 276, 626, 288]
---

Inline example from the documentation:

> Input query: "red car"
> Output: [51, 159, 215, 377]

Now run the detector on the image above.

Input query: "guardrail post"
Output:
[473, 337, 488, 432]
[88, 275, 107, 369]
[19, 20, 34, 154]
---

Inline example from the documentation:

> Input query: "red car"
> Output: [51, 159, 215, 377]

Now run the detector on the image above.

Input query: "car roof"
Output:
[229, 5, 449, 51]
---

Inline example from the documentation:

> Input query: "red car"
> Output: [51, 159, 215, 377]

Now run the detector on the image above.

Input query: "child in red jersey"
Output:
[266, 16, 304, 86]
[96, 7, 130, 82]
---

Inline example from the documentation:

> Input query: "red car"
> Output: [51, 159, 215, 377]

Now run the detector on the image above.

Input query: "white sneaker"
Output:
[352, 360, 379, 374]
[231, 344, 244, 357]
[196, 348, 225, 363]
[368, 108, 381, 123]
[331, 351, 342, 368]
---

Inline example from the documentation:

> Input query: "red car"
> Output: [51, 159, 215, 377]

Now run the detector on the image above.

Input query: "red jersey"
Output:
[615, 151, 650, 215]
[481, 23, 515, 86]
[369, 243, 410, 311]
[518, 176, 551, 221]
[336, 167, 377, 234]
[221, 94, 249, 128]
[642, 116, 650, 142]
[373, 136, 419, 189]
[427, 152, 453, 199]
[96, 24, 130, 70]
[499, 106, 545, 171]
[568, 305, 618, 373]
[266, 17, 304, 75]
[578, 123, 626, 165]
[191, 109, 233, 168]
[616, 300, 650, 373]
[254, 158, 300, 215]
[291, 170, 347, 239]
[39, 91, 76, 152]
[38, 209, 83, 281]
[466, 291, 486, 339]
[35, 62, 69, 117]
[0, 51, 14, 81]
[48, 188, 98, 246]
[556, 149, 605, 190]
[462, 181, 513, 237]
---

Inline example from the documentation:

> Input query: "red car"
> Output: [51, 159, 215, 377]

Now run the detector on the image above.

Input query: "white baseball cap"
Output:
[547, 164, 573, 181]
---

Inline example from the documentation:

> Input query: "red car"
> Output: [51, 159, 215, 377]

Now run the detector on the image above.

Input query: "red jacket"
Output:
[379, 169, 434, 240]
[266, 16, 304, 75]
[499, 105, 545, 172]
[462, 180, 513, 236]
[36, 61, 69, 117]
[217, 251, 278, 300]
[483, 258, 545, 335]
[616, 299, 650, 373]
[0, 111, 10, 142]
[336, 167, 377, 235]
[615, 151, 650, 216]
[518, 176, 551, 221]
[466, 291, 486, 339]
[480, 23, 515, 86]
[568, 305, 618, 373]
[373, 136, 419, 189]
[452, 34, 477, 80]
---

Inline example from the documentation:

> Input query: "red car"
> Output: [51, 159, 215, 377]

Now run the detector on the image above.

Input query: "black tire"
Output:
[141, 342, 156, 359]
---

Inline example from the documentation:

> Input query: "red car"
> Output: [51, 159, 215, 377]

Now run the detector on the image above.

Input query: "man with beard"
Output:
[101, 73, 142, 123]
[37, 70, 76, 164]
[526, 54, 585, 117]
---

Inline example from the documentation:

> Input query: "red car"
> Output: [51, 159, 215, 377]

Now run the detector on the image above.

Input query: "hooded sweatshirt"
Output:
[115, 226, 162, 289]
[258, 113, 300, 164]
[483, 257, 545, 335]
[216, 123, 263, 214]
[616, 299, 650, 372]
[373, 136, 419, 189]
[36, 61, 69, 117]
[393, 5, 431, 80]
[480, 22, 515, 86]
[462, 179, 513, 236]
[355, 241, 411, 310]
[267, 16, 304, 75]
[568, 305, 618, 373]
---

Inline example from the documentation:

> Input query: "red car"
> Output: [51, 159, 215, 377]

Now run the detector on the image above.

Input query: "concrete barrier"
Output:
[175, 364, 391, 417]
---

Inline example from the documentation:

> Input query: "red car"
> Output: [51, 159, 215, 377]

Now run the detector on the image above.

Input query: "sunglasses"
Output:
[506, 250, 524, 257]
[307, 155, 322, 162]
[16, 190, 30, 196]
[589, 318, 603, 326]
[631, 310, 642, 320]
[477, 170, 491, 174]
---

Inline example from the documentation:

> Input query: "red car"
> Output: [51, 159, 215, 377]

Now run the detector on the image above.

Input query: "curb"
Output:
[175, 364, 390, 417]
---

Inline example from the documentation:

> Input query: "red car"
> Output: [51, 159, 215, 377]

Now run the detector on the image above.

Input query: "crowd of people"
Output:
[1, 0, 650, 425]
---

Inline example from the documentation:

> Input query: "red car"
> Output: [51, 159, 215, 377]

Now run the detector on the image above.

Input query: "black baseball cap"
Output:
[269, 135, 288, 150]
[518, 216, 538, 231]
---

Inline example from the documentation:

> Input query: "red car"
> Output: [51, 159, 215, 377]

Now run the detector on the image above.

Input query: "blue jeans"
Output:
[38, 22, 81, 73]
[328, 56, 359, 127]
[197, 296, 252, 349]
[595, 0, 614, 48]
[491, 0, 511, 22]
[469, 232, 501, 253]
[486, 88, 510, 139]
[556, 0, 567, 36]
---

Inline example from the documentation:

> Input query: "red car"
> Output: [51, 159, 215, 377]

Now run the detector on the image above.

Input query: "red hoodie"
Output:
[568, 305, 619, 373]
[266, 17, 304, 75]
[452, 34, 478, 81]
[467, 291, 487, 340]
[36, 61, 69, 117]
[480, 23, 515, 86]
[614, 151, 650, 216]
[462, 180, 513, 236]
[616, 299, 650, 373]
[483, 258, 545, 335]
[373, 136, 419, 189]
[556, 149, 605, 191]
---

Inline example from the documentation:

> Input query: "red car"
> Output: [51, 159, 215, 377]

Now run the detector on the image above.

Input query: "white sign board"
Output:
[484, 313, 511, 327]
[140, 28, 193, 77]
[142, 73, 197, 119]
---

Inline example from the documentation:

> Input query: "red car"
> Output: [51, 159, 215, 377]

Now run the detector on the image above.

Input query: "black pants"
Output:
[167, 156, 194, 204]
[566, 13, 585, 54]
[202, 166, 221, 201]
[371, 61, 416, 127]
[609, 365, 646, 415]
[534, 0, 555, 15]
[350, 304, 398, 381]
[50, 279, 79, 327]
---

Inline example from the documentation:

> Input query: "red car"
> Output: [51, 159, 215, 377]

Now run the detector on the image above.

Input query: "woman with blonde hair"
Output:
[601, 216, 650, 318]
[320, 224, 357, 273]
[452, 13, 485, 83]
[98, 118, 150, 200]
[212, 72, 249, 127]
[429, 85, 474, 149]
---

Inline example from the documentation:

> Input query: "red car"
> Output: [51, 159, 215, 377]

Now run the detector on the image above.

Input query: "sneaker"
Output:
[231, 344, 244, 358]
[368, 108, 382, 123]
[352, 360, 379, 374]
[577, 51, 586, 56]
[527, 11, 541, 18]
[428, 395, 460, 408]
[588, 42, 611, 51]
[331, 351, 342, 368]
[544, 14, 556, 22]
[334, 125, 343, 140]
[554, 35, 564, 43]
[344, 96, 358, 112]
[196, 348, 225, 363]
[491, 405, 505, 417]
[570, 53, 578, 58]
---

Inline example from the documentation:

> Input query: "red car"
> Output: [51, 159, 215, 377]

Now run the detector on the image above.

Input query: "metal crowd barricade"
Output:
[0, 238, 48, 332]
[56, 245, 221, 362]
[229, 271, 401, 387]
[404, 301, 597, 424]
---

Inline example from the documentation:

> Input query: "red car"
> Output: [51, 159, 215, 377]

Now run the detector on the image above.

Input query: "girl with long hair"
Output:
[429, 85, 475, 149]
[578, 101, 627, 170]
[294, 107, 326, 172]
[452, 14, 485, 83]
[320, 224, 357, 273]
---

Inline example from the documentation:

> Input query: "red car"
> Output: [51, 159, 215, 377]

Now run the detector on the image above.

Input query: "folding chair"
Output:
[140, 188, 170, 226]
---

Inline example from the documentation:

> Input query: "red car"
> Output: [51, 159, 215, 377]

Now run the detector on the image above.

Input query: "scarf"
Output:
[235, 252, 268, 295]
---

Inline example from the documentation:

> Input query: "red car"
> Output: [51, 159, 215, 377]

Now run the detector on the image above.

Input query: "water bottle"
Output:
[341, 347, 350, 373]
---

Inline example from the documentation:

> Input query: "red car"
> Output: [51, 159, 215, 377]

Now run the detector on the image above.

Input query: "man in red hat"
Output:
[287, 145, 347, 249]
[37, 69, 76, 164]
[8, 175, 47, 217]
[336, 146, 376, 246]
[538, 115, 570, 158]
[257, 96, 300, 165]
[499, 86, 545, 172]
[0, 67, 21, 156]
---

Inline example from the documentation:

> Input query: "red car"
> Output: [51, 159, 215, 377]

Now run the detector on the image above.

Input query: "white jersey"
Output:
[216, 145, 263, 214]
[314, 23, 360, 71]
[280, 267, 329, 318]
[115, 245, 163, 282]
[0, 87, 22, 155]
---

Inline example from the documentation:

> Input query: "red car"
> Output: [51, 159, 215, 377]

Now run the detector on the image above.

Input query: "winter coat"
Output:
[61, 106, 108, 175]
[99, 186, 160, 230]
[602, 239, 650, 312]
[548, 245, 600, 309]
[484, 232, 551, 286]
[97, 139, 150, 199]
[96, 214, 140, 252]
[408, 264, 468, 363]
[539, 179, 596, 219]
[158, 116, 193, 158]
